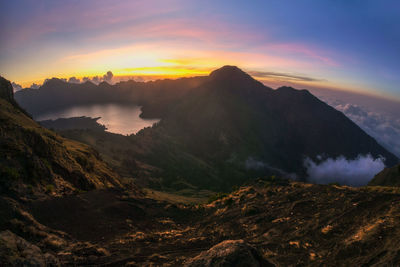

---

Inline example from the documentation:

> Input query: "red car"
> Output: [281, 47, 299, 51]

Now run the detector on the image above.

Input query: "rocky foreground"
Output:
[2, 180, 400, 266]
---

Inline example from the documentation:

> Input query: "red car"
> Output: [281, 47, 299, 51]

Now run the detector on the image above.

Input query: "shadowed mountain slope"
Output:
[370, 163, 400, 186]
[15, 66, 398, 190]
[128, 66, 397, 189]
[0, 76, 122, 198]
[158, 66, 397, 174]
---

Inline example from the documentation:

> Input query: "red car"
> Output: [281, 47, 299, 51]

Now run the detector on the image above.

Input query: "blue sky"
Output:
[0, 0, 399, 100]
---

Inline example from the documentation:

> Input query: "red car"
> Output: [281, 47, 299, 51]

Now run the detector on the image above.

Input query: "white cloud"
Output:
[102, 71, 113, 83]
[68, 77, 80, 83]
[81, 71, 113, 84]
[245, 157, 298, 179]
[334, 103, 400, 158]
[11, 82, 23, 92]
[91, 76, 100, 84]
[304, 154, 385, 186]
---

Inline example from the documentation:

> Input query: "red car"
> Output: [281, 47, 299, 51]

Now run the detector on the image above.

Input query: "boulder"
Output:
[184, 239, 274, 267]
[0, 230, 60, 266]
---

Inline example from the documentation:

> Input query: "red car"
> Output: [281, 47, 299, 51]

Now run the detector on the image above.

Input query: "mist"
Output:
[304, 154, 385, 186]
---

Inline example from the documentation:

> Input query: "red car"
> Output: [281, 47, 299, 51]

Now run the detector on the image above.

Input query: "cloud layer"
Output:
[334, 103, 400, 158]
[304, 154, 385, 186]
[28, 71, 115, 89]
[11, 82, 23, 92]
[248, 70, 323, 82]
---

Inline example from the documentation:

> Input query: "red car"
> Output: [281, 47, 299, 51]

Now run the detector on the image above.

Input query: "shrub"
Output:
[0, 166, 20, 180]
[45, 184, 55, 193]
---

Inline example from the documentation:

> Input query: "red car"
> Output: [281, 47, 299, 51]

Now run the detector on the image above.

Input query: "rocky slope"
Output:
[0, 76, 138, 266]
[2, 179, 399, 266]
[0, 76, 122, 198]
[369, 163, 400, 186]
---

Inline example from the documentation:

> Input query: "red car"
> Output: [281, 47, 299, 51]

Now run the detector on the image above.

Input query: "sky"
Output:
[1, 0, 400, 101]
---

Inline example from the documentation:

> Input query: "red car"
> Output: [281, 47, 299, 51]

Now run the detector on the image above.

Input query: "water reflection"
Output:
[36, 104, 159, 135]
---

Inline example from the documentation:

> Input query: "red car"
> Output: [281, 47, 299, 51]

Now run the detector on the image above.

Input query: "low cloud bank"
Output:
[245, 157, 298, 180]
[68, 77, 80, 84]
[69, 71, 114, 85]
[334, 103, 400, 158]
[11, 82, 22, 92]
[304, 154, 385, 186]
[24, 71, 116, 89]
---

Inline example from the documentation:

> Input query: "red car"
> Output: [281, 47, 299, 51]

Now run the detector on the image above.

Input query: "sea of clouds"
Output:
[303, 89, 400, 186]
[304, 154, 385, 186]
[334, 103, 400, 158]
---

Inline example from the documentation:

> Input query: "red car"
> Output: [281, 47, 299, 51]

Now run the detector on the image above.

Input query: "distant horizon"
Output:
[1, 1, 400, 101]
[12, 66, 400, 104]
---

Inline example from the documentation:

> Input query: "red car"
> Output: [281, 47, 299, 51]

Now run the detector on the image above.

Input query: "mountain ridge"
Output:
[16, 66, 398, 189]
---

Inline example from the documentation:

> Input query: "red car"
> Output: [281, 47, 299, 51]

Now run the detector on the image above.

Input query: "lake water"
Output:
[35, 104, 160, 135]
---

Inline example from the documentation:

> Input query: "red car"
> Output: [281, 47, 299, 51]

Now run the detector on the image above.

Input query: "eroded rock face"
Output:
[184, 239, 274, 267]
[0, 230, 60, 266]
[0, 76, 14, 103]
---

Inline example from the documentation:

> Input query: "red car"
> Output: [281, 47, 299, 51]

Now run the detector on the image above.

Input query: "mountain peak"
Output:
[209, 65, 253, 81]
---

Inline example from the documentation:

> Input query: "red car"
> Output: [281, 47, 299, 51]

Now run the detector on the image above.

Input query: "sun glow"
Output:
[118, 66, 212, 76]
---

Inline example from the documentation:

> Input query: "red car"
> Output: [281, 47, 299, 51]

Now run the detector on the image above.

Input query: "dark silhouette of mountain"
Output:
[39, 116, 107, 131]
[0, 77, 16, 103]
[0, 76, 122, 198]
[15, 76, 206, 118]
[132, 66, 397, 189]
[22, 66, 398, 190]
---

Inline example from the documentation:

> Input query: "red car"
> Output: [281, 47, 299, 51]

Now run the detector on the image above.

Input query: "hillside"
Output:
[0, 76, 122, 198]
[3, 179, 400, 265]
[369, 163, 400, 186]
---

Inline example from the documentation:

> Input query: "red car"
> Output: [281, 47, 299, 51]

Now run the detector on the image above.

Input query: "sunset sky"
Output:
[1, 0, 399, 100]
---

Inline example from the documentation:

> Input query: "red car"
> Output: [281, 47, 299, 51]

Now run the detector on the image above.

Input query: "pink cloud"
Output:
[264, 43, 340, 67]
[2, 0, 182, 48]
[85, 16, 264, 51]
